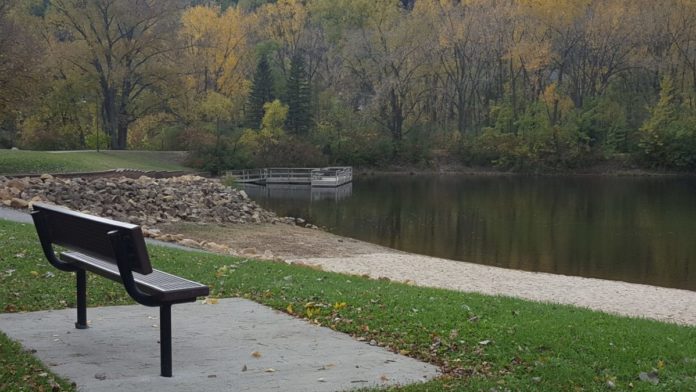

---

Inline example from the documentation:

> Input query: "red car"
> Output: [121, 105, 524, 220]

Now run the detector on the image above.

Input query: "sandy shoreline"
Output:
[288, 252, 696, 326]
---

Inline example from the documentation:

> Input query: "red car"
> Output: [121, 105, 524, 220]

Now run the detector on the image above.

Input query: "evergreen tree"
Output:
[285, 54, 312, 135]
[245, 55, 274, 130]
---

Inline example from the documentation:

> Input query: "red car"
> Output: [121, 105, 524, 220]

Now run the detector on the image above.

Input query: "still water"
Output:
[245, 175, 696, 291]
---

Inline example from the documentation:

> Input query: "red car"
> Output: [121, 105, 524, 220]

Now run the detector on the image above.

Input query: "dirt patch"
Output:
[161, 222, 395, 259]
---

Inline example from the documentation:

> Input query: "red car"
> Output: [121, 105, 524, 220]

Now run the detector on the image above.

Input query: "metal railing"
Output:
[227, 167, 352, 187]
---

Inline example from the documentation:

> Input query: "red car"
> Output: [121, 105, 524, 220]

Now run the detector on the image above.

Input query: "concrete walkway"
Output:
[0, 299, 438, 392]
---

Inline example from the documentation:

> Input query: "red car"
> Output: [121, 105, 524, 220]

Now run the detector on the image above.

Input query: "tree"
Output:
[240, 99, 287, 166]
[285, 54, 311, 134]
[48, 0, 185, 150]
[638, 76, 696, 168]
[342, 0, 432, 148]
[180, 5, 252, 96]
[245, 54, 274, 129]
[258, 0, 307, 76]
[0, 0, 45, 147]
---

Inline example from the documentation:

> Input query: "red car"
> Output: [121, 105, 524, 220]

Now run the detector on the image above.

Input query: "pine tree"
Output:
[245, 55, 274, 130]
[285, 54, 312, 135]
[639, 76, 680, 166]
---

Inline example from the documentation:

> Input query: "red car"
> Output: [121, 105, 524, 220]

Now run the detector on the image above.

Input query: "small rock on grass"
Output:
[639, 371, 659, 385]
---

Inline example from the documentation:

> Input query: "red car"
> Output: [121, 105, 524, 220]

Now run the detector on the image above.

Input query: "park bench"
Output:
[30, 203, 209, 377]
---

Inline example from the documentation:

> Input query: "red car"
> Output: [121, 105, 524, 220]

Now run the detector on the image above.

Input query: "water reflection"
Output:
[249, 175, 696, 291]
[243, 183, 353, 202]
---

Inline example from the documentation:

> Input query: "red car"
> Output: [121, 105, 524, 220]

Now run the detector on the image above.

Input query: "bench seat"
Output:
[61, 251, 209, 303]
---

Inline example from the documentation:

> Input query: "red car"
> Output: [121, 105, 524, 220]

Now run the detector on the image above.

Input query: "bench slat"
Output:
[61, 251, 209, 303]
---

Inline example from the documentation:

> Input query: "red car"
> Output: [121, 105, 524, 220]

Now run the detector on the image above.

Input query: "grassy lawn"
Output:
[1, 219, 695, 391]
[0, 150, 191, 175]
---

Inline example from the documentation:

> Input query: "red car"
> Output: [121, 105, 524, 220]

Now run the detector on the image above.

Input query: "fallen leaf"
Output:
[286, 303, 294, 315]
[317, 363, 335, 370]
[30, 271, 39, 277]
[202, 297, 219, 305]
[251, 351, 261, 358]
[479, 340, 492, 346]
[264, 368, 276, 373]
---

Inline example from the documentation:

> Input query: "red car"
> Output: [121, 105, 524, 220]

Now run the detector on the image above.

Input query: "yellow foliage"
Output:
[517, 0, 591, 28]
[259, 0, 307, 55]
[180, 6, 252, 97]
[541, 83, 574, 118]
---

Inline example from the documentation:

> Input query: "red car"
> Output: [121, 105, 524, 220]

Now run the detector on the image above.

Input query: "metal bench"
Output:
[30, 203, 209, 377]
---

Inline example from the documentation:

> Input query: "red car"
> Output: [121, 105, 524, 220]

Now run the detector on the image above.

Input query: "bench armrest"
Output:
[31, 211, 80, 273]
[108, 230, 160, 307]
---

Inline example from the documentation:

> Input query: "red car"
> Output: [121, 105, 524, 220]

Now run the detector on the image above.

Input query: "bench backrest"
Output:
[32, 203, 153, 275]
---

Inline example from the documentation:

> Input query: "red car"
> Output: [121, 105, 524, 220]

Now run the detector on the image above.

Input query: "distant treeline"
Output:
[1, 0, 696, 172]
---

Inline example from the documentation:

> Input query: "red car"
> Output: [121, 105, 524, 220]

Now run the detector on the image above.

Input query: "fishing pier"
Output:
[227, 167, 352, 188]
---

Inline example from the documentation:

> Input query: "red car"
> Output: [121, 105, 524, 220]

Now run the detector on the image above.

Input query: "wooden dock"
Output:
[227, 167, 352, 188]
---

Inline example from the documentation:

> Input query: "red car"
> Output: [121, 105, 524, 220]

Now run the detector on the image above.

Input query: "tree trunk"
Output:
[101, 84, 119, 150]
[389, 88, 403, 142]
[116, 121, 128, 150]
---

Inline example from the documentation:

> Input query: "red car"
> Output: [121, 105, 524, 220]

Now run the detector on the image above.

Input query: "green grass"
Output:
[0, 150, 191, 175]
[1, 219, 695, 391]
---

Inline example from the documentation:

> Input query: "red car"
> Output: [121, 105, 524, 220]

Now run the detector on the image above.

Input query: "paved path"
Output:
[0, 299, 438, 391]
[0, 207, 207, 252]
[0, 206, 33, 224]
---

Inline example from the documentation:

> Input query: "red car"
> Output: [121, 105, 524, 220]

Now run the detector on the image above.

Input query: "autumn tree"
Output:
[340, 0, 433, 148]
[0, 0, 45, 147]
[180, 5, 252, 96]
[258, 0, 307, 76]
[48, 0, 185, 150]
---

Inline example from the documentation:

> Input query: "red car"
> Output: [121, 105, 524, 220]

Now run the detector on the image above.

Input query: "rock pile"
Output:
[0, 174, 282, 226]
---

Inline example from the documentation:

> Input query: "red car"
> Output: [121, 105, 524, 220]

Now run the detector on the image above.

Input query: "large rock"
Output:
[6, 179, 28, 191]
[10, 198, 29, 209]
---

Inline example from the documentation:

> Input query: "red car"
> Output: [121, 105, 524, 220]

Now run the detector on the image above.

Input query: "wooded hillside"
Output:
[2, 0, 696, 172]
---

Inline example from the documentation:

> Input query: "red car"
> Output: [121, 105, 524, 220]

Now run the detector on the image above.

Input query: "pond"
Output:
[245, 175, 696, 291]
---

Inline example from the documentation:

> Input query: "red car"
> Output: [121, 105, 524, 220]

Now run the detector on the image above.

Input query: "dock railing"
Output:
[311, 167, 353, 187]
[227, 167, 352, 187]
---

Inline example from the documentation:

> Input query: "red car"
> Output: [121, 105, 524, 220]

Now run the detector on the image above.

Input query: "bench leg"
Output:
[75, 269, 88, 329]
[160, 304, 172, 377]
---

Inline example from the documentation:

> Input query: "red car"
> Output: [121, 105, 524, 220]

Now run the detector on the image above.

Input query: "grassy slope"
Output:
[0, 150, 191, 175]
[1, 219, 695, 391]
